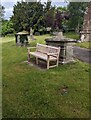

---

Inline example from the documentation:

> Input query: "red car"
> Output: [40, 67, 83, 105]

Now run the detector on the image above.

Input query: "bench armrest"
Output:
[47, 53, 58, 56]
[47, 53, 58, 58]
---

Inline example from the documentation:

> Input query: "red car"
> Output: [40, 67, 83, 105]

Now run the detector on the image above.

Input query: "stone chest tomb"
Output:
[45, 32, 76, 64]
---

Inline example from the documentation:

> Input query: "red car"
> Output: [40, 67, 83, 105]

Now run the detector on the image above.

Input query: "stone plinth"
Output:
[45, 37, 76, 64]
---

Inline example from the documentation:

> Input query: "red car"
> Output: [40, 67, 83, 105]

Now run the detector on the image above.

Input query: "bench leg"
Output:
[36, 57, 38, 64]
[47, 59, 50, 69]
[57, 59, 59, 67]
[28, 53, 30, 63]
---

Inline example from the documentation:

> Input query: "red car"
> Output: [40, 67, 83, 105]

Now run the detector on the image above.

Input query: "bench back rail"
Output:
[36, 43, 59, 56]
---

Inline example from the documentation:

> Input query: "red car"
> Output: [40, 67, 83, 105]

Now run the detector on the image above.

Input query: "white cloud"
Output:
[1, 0, 68, 3]
[5, 8, 13, 12]
[52, 0, 67, 2]
[1, 0, 21, 3]
[4, 8, 13, 20]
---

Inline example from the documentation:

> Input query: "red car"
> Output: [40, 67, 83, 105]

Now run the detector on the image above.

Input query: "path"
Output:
[73, 46, 91, 64]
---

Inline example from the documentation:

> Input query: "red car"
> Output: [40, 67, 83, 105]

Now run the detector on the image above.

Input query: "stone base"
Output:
[59, 59, 75, 64]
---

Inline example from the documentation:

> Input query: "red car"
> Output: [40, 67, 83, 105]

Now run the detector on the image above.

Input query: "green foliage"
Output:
[11, 2, 30, 32]
[10, 1, 72, 34]
[64, 32, 79, 40]
[2, 20, 14, 36]
[75, 41, 91, 49]
[67, 2, 88, 31]
[4, 1, 88, 35]
[57, 6, 67, 11]
[11, 1, 66, 34]
[11, 2, 44, 32]
[44, 7, 55, 28]
[44, 1, 52, 13]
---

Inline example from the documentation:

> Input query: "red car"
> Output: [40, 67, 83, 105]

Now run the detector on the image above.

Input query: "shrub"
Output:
[34, 32, 40, 36]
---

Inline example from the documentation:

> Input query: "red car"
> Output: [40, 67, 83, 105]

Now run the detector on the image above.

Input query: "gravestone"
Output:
[80, 2, 91, 41]
[15, 30, 29, 46]
[30, 28, 36, 40]
[45, 32, 76, 64]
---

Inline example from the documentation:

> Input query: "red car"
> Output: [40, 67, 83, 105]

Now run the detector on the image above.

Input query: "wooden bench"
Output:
[27, 43, 60, 69]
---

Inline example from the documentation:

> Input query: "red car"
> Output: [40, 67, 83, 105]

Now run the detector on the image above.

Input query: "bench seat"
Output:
[30, 52, 57, 61]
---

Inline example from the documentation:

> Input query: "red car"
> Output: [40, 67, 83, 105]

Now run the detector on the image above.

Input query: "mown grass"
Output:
[0, 35, 15, 44]
[64, 32, 79, 40]
[2, 35, 90, 118]
[64, 32, 91, 49]
[75, 41, 91, 49]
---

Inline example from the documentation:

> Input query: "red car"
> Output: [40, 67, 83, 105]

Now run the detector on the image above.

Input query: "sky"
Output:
[1, 0, 68, 20]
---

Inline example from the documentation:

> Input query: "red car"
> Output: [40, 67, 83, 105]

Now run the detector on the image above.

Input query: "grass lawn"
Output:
[0, 35, 15, 44]
[64, 32, 79, 40]
[63, 32, 91, 49]
[2, 35, 90, 118]
[75, 41, 91, 49]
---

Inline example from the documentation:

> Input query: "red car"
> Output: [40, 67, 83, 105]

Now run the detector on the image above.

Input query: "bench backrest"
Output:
[36, 43, 60, 56]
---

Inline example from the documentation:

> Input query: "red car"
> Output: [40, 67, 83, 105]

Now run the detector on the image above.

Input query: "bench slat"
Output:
[30, 52, 57, 61]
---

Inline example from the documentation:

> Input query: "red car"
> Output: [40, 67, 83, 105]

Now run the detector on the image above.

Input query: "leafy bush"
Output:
[34, 32, 40, 36]
[2, 20, 14, 36]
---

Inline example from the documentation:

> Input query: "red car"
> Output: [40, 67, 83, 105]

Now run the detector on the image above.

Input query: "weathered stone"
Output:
[45, 33, 76, 64]
[15, 30, 29, 46]
[81, 2, 91, 41]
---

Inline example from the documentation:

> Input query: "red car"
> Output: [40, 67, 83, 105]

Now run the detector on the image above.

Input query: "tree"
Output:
[2, 20, 14, 36]
[43, 3, 69, 31]
[11, 2, 29, 32]
[11, 1, 70, 34]
[44, 7, 55, 28]
[29, 2, 44, 32]
[54, 10, 63, 30]
[67, 2, 88, 31]
[11, 1, 44, 33]
[44, 0, 51, 13]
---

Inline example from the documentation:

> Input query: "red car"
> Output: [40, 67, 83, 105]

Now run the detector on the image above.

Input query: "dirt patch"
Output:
[58, 85, 69, 95]
[23, 59, 57, 70]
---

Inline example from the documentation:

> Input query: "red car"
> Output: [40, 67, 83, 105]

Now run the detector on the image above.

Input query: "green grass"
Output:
[75, 41, 91, 49]
[64, 32, 79, 40]
[64, 32, 91, 49]
[0, 35, 15, 44]
[2, 35, 90, 118]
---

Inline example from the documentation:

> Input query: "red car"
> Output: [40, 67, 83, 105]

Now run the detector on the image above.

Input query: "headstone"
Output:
[30, 28, 36, 40]
[15, 30, 29, 46]
[53, 31, 64, 41]
[58, 31, 63, 36]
